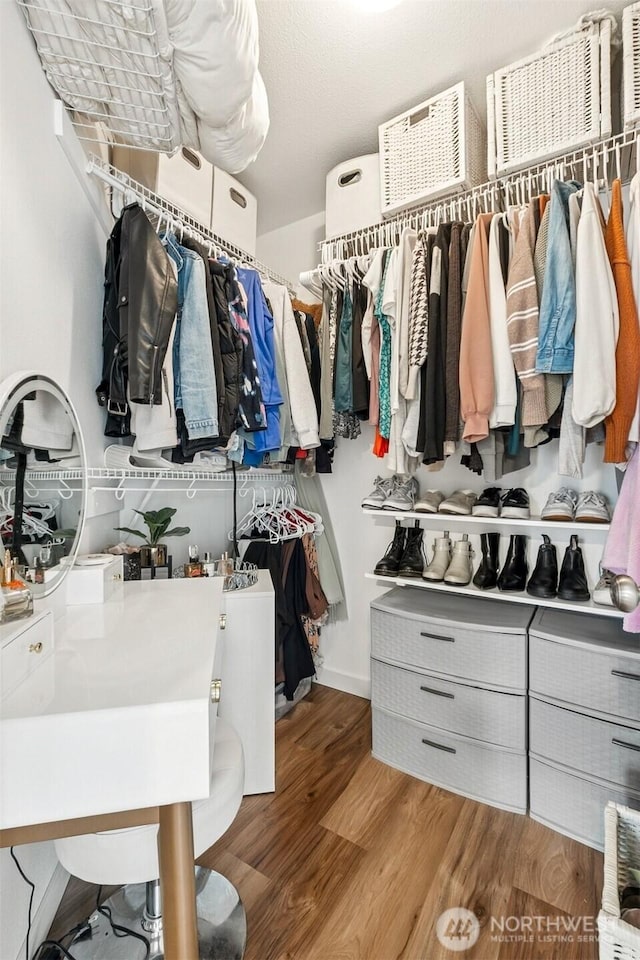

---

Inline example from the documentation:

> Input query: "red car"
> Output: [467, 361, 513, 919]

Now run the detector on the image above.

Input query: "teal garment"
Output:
[334, 288, 353, 413]
[376, 252, 392, 439]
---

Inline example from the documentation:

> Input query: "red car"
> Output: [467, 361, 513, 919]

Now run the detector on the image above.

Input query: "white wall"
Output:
[256, 212, 621, 700]
[0, 3, 118, 957]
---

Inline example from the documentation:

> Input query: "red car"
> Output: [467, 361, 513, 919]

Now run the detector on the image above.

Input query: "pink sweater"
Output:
[603, 446, 640, 632]
[459, 213, 495, 442]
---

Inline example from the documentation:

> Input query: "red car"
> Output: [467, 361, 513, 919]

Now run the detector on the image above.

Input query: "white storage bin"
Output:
[211, 168, 257, 256]
[111, 145, 214, 225]
[598, 803, 640, 960]
[325, 154, 380, 238]
[623, 2, 640, 129]
[65, 555, 123, 605]
[378, 82, 486, 216]
[487, 15, 614, 176]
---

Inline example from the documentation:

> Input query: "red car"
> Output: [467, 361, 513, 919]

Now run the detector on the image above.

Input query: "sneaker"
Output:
[362, 476, 396, 509]
[593, 567, 614, 606]
[541, 488, 578, 522]
[501, 488, 530, 519]
[472, 487, 502, 517]
[415, 490, 444, 514]
[575, 491, 611, 524]
[438, 490, 477, 515]
[384, 475, 419, 511]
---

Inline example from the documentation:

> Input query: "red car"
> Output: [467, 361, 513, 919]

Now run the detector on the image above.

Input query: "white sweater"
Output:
[572, 183, 619, 428]
[263, 280, 319, 450]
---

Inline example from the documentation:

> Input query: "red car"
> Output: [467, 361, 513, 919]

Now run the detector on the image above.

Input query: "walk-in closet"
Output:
[1, 1, 639, 959]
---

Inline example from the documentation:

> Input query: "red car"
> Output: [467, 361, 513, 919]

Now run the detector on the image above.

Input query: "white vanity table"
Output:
[0, 577, 225, 960]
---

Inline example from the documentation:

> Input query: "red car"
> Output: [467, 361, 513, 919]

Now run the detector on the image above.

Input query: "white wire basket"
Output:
[598, 802, 640, 960]
[623, 2, 640, 129]
[378, 81, 486, 217]
[487, 15, 614, 176]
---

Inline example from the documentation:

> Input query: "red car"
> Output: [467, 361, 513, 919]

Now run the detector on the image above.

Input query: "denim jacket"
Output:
[536, 180, 581, 374]
[164, 234, 219, 439]
[236, 267, 283, 463]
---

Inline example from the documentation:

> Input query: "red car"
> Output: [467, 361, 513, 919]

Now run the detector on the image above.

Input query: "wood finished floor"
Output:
[50, 685, 603, 960]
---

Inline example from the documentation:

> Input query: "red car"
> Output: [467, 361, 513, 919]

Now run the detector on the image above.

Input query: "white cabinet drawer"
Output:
[530, 697, 640, 793]
[371, 608, 527, 691]
[530, 635, 640, 724]
[372, 707, 527, 813]
[1, 611, 53, 698]
[530, 758, 640, 851]
[371, 657, 526, 750]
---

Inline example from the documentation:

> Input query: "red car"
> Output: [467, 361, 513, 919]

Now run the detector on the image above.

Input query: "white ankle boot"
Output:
[423, 532, 452, 582]
[444, 534, 474, 586]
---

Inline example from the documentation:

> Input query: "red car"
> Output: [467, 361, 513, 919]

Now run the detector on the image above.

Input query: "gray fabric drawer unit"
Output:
[529, 610, 640, 724]
[372, 707, 527, 813]
[371, 590, 531, 692]
[529, 758, 640, 851]
[530, 698, 640, 793]
[372, 658, 526, 750]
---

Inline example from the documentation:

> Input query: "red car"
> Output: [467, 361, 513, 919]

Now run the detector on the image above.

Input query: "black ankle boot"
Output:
[527, 534, 558, 598]
[374, 521, 407, 576]
[497, 535, 528, 591]
[473, 532, 500, 589]
[398, 521, 425, 578]
[557, 534, 590, 601]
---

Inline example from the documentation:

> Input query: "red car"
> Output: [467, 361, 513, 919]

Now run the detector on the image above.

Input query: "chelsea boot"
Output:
[444, 534, 474, 586]
[557, 534, 590, 601]
[374, 521, 406, 577]
[423, 532, 452, 582]
[473, 532, 500, 589]
[526, 534, 558, 599]
[497, 534, 528, 592]
[398, 521, 425, 578]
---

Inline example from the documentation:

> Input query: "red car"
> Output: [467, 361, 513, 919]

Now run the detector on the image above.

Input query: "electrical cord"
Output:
[94, 886, 151, 959]
[10, 846, 35, 960]
[231, 461, 239, 559]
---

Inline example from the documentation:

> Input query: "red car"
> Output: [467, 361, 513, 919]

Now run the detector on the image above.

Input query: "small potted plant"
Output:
[116, 507, 190, 572]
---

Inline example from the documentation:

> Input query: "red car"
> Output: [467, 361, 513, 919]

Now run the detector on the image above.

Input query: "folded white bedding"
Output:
[20, 0, 269, 173]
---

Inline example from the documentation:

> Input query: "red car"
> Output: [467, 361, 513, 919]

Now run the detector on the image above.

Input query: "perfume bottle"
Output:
[184, 544, 203, 578]
[1, 548, 34, 623]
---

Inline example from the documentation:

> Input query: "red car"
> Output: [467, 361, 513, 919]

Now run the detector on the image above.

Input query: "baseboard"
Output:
[314, 667, 371, 700]
[18, 862, 68, 960]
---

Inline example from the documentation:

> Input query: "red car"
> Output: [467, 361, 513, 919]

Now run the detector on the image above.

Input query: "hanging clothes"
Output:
[236, 267, 284, 464]
[603, 178, 640, 464]
[459, 212, 494, 444]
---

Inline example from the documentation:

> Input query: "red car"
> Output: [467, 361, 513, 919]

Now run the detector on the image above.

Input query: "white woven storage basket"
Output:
[598, 802, 640, 960]
[378, 81, 486, 217]
[487, 15, 613, 176]
[623, 2, 640, 128]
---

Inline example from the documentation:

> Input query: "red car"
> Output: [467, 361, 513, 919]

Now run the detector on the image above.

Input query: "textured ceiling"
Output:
[237, 0, 628, 235]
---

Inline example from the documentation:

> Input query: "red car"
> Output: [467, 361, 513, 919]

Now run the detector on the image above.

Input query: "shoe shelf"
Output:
[364, 572, 624, 618]
[362, 508, 610, 540]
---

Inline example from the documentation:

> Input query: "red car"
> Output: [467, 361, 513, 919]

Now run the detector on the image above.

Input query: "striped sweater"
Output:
[506, 201, 547, 427]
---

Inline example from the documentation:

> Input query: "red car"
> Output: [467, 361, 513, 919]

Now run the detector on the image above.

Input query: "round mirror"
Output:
[0, 372, 87, 601]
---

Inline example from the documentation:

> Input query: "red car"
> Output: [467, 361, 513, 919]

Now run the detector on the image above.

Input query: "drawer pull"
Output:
[420, 631, 455, 643]
[420, 685, 455, 699]
[612, 738, 640, 753]
[219, 614, 227, 630]
[612, 670, 640, 682]
[29, 642, 43, 654]
[421, 737, 456, 754]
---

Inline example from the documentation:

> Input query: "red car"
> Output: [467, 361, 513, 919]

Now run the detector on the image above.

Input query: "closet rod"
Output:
[86, 154, 297, 293]
[320, 129, 639, 261]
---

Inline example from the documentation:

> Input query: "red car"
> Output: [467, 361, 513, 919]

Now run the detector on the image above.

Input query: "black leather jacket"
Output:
[97, 204, 177, 436]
